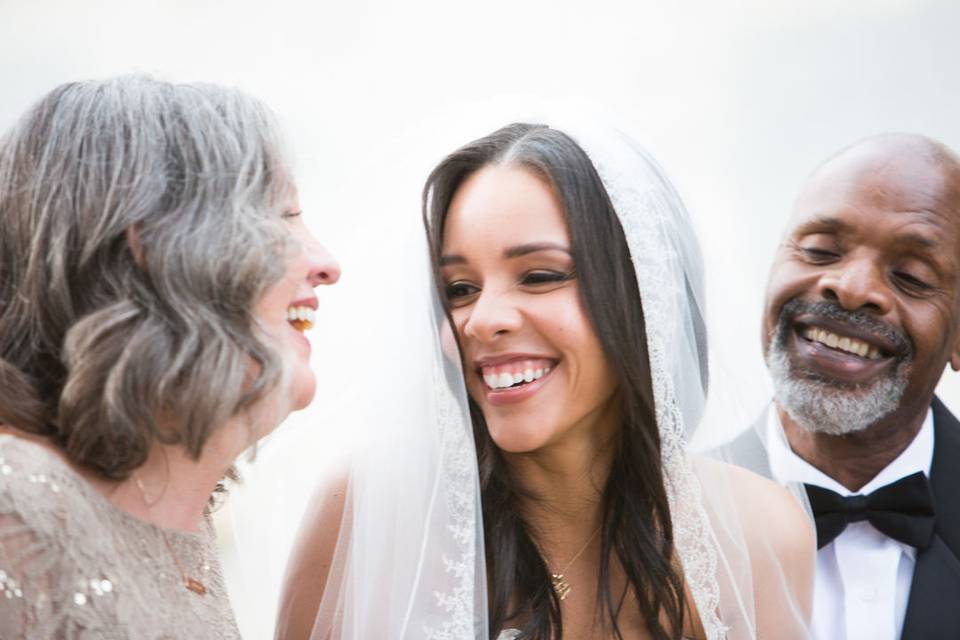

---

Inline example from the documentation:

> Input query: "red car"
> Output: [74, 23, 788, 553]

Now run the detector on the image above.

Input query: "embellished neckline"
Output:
[0, 433, 206, 543]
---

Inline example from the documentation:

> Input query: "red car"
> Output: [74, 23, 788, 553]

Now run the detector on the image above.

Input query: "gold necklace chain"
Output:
[134, 475, 208, 596]
[549, 527, 600, 601]
[160, 529, 208, 596]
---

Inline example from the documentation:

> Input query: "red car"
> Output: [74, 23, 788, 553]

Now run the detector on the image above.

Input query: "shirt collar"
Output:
[766, 404, 935, 496]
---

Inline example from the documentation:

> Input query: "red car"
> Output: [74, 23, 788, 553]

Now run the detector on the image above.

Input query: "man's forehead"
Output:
[791, 142, 958, 227]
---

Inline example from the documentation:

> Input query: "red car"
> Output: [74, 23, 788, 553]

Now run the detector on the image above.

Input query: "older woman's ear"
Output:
[125, 225, 145, 266]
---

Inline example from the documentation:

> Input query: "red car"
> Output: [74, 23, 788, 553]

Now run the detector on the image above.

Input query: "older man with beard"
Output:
[724, 133, 960, 640]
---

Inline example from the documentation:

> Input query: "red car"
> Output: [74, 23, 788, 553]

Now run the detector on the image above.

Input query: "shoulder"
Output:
[0, 433, 120, 637]
[699, 458, 814, 560]
[0, 430, 106, 557]
[0, 432, 89, 517]
[275, 471, 349, 640]
[697, 459, 815, 632]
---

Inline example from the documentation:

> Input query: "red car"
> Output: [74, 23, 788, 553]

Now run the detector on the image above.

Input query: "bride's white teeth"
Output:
[480, 361, 556, 390]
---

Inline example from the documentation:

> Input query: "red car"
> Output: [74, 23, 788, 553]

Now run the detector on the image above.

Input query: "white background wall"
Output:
[3, 1, 960, 636]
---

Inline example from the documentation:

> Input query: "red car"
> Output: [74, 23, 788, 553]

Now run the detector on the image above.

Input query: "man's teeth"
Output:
[483, 367, 551, 390]
[287, 305, 316, 332]
[803, 326, 881, 359]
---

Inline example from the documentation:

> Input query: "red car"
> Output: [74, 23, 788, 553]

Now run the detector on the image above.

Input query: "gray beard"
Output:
[765, 328, 910, 436]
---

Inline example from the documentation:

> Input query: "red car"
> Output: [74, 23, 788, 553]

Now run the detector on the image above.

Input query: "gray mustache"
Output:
[778, 299, 913, 358]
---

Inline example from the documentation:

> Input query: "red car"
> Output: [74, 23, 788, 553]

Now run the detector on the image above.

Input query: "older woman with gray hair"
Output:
[0, 76, 339, 638]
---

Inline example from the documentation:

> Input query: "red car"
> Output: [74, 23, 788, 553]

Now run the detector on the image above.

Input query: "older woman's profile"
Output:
[0, 75, 338, 639]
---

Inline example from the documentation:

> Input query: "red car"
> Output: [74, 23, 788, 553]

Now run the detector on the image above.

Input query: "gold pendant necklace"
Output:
[135, 475, 208, 596]
[161, 530, 208, 596]
[549, 528, 599, 602]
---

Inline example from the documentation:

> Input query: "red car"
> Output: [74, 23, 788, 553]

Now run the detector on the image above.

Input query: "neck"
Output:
[779, 398, 930, 492]
[503, 404, 619, 543]
[86, 421, 247, 534]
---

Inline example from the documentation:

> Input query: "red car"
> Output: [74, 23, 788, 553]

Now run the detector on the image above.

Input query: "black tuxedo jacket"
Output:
[721, 397, 960, 639]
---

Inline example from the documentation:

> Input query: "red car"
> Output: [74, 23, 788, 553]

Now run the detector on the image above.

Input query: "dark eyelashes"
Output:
[443, 269, 575, 302]
[795, 243, 935, 292]
[445, 282, 478, 300]
[894, 271, 931, 290]
[798, 246, 838, 260]
[521, 270, 576, 285]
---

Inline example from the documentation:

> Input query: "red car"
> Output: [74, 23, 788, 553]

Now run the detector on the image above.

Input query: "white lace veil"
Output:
[297, 240, 488, 639]
[299, 118, 812, 639]
[555, 118, 812, 639]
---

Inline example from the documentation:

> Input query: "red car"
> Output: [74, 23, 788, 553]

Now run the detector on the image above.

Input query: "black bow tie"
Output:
[805, 471, 936, 551]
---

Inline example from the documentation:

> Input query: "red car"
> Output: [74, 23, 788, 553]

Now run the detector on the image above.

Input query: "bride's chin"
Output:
[487, 424, 552, 454]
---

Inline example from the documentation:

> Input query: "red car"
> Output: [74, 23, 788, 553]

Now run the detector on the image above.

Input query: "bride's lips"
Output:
[473, 354, 558, 407]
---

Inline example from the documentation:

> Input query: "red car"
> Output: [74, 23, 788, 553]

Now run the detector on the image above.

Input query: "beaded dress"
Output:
[0, 434, 241, 639]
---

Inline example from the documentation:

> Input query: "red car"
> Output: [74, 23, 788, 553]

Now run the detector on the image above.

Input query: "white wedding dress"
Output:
[288, 116, 813, 640]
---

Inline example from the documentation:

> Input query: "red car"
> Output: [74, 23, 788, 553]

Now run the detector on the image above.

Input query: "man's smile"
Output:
[780, 305, 908, 387]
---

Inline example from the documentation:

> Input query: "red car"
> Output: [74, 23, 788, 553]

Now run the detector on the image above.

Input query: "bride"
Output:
[277, 120, 814, 639]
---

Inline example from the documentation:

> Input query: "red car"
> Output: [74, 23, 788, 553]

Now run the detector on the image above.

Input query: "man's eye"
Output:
[521, 270, 573, 286]
[282, 210, 302, 219]
[800, 247, 839, 263]
[445, 281, 479, 301]
[894, 271, 931, 292]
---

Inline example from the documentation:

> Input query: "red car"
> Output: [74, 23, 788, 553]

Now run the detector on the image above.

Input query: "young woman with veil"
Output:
[278, 120, 814, 639]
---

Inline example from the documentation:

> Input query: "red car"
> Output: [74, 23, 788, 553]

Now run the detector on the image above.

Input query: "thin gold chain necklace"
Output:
[135, 476, 208, 596]
[548, 528, 600, 601]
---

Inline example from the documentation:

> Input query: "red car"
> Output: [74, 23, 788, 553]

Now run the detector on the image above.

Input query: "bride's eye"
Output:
[445, 281, 479, 304]
[521, 270, 574, 287]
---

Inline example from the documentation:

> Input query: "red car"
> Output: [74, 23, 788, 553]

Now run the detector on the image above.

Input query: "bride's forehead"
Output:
[443, 166, 570, 247]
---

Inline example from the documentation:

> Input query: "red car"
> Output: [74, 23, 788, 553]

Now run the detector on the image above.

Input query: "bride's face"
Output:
[440, 165, 619, 453]
[252, 199, 340, 426]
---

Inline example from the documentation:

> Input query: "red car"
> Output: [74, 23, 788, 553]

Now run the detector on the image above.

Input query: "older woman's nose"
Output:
[309, 244, 340, 286]
[299, 228, 340, 286]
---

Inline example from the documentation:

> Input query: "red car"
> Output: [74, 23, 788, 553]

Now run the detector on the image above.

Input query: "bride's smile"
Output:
[439, 164, 619, 454]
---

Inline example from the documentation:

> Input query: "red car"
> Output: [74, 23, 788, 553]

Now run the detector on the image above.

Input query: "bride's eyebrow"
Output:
[439, 242, 571, 267]
[503, 242, 571, 258]
[439, 254, 466, 267]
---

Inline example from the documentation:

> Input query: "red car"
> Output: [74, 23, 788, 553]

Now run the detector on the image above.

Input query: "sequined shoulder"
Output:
[0, 434, 241, 639]
[0, 434, 124, 638]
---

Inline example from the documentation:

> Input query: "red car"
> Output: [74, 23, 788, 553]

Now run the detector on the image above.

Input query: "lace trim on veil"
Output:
[585, 143, 727, 640]
[424, 359, 483, 639]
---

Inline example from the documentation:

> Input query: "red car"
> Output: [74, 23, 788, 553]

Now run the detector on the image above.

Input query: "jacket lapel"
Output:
[901, 397, 960, 639]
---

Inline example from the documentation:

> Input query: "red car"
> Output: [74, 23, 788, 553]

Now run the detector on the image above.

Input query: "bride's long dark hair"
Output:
[423, 123, 688, 640]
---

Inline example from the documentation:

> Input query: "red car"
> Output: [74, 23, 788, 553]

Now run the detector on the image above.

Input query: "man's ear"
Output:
[950, 328, 960, 372]
[125, 224, 145, 266]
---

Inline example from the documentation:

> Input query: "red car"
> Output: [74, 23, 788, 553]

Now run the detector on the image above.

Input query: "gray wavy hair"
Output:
[0, 76, 294, 478]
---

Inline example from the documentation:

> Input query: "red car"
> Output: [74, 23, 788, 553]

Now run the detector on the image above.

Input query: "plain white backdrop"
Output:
[3, 1, 960, 636]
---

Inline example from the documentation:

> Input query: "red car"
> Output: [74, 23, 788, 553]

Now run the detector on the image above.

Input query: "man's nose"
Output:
[817, 257, 892, 314]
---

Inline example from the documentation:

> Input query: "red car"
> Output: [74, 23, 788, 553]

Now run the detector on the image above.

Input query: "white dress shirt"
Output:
[765, 406, 934, 640]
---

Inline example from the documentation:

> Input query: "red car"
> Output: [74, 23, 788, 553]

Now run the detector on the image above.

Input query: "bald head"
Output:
[795, 133, 960, 225]
[763, 132, 960, 443]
